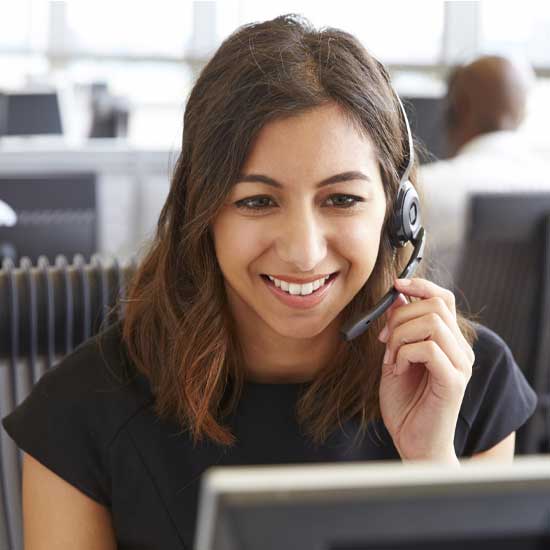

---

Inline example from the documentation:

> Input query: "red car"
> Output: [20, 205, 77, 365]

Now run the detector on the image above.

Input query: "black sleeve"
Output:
[458, 323, 538, 456]
[2, 343, 113, 507]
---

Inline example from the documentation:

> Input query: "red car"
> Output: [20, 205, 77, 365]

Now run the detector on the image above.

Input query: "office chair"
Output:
[454, 192, 550, 456]
[0, 172, 97, 265]
[0, 254, 137, 550]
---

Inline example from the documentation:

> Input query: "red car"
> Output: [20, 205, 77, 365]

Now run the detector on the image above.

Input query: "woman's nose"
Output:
[274, 208, 328, 271]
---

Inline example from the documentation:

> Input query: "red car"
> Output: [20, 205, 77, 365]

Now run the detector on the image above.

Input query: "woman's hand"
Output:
[377, 277, 475, 464]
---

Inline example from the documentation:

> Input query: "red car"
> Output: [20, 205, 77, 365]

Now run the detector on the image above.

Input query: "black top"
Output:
[2, 321, 538, 550]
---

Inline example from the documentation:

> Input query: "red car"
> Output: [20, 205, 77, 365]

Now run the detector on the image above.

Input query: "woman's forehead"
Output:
[241, 104, 379, 175]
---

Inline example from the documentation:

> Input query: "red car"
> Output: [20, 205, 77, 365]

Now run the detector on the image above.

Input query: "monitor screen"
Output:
[0, 92, 63, 136]
[195, 456, 550, 550]
[402, 96, 448, 164]
[333, 534, 550, 549]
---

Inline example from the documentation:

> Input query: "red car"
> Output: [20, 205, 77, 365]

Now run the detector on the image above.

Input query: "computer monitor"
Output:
[195, 456, 550, 550]
[402, 96, 448, 164]
[0, 91, 63, 136]
[0, 172, 97, 264]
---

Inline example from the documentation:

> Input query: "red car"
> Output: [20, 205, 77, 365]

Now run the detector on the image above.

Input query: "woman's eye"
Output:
[235, 196, 276, 210]
[234, 194, 364, 212]
[325, 194, 364, 208]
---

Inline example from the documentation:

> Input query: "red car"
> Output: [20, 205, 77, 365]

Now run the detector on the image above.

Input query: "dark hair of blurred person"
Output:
[444, 55, 530, 157]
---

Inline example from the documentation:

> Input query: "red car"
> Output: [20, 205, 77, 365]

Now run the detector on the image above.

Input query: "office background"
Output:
[0, 0, 549, 261]
[1, 0, 548, 453]
[1, 3, 550, 549]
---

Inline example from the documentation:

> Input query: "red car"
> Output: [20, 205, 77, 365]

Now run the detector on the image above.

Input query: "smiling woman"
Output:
[1, 12, 538, 550]
[211, 102, 388, 382]
[120, 14, 442, 451]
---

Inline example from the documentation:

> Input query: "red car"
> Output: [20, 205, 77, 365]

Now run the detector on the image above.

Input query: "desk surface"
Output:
[0, 137, 177, 174]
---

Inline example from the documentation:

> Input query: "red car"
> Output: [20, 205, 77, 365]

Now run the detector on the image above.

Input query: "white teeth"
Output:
[267, 274, 332, 296]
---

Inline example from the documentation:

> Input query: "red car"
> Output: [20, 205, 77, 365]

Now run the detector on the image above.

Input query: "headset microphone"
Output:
[340, 93, 426, 342]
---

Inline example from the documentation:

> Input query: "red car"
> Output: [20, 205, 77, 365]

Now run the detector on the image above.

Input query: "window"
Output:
[1, 1, 548, 148]
[217, 0, 445, 64]
[0, 0, 49, 51]
[63, 0, 193, 57]
[480, 0, 550, 67]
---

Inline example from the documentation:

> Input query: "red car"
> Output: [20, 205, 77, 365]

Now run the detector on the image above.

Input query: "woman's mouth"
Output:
[260, 272, 339, 309]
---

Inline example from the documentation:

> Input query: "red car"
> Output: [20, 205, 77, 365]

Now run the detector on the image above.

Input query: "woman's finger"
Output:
[393, 341, 468, 396]
[383, 292, 408, 318]
[394, 277, 456, 317]
[378, 292, 408, 340]
[379, 296, 468, 353]
[383, 314, 474, 377]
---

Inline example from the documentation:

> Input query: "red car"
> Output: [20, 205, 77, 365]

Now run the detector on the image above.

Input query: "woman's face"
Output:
[211, 103, 387, 340]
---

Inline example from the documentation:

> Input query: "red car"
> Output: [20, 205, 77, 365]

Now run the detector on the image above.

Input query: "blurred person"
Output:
[2, 17, 536, 550]
[419, 55, 549, 287]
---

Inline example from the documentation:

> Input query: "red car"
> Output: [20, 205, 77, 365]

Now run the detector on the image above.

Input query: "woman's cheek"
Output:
[341, 219, 381, 255]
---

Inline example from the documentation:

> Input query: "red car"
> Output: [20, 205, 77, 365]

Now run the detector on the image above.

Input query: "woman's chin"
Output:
[266, 317, 334, 340]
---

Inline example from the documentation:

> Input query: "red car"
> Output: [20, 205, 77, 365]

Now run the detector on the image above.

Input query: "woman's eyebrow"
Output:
[235, 171, 371, 188]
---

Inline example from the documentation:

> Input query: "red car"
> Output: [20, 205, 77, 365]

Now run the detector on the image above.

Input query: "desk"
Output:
[0, 139, 177, 260]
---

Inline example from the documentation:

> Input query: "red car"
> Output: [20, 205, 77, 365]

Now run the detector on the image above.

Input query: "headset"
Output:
[339, 92, 426, 342]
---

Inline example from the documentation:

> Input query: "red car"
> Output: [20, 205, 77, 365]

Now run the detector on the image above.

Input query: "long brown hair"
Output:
[121, 14, 477, 448]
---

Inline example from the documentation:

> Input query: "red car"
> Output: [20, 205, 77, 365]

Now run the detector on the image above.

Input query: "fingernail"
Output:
[383, 348, 391, 364]
[396, 278, 411, 286]
[378, 325, 389, 342]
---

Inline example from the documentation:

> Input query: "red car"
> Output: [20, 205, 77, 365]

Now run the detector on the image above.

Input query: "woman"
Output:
[2, 14, 537, 550]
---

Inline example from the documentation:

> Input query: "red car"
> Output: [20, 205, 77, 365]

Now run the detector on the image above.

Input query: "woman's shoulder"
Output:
[465, 321, 533, 403]
[1, 320, 156, 507]
[2, 319, 155, 452]
[45, 319, 149, 389]
[466, 320, 536, 396]
[470, 321, 513, 362]
[48, 319, 151, 407]
[457, 321, 538, 455]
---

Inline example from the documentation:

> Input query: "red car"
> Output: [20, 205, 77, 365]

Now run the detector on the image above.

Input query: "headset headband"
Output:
[394, 93, 414, 185]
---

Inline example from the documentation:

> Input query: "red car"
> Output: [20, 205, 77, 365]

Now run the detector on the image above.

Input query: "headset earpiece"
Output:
[386, 93, 422, 249]
[339, 85, 427, 341]
[389, 179, 422, 249]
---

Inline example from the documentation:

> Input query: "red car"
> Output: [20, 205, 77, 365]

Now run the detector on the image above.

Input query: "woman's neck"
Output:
[235, 317, 343, 384]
